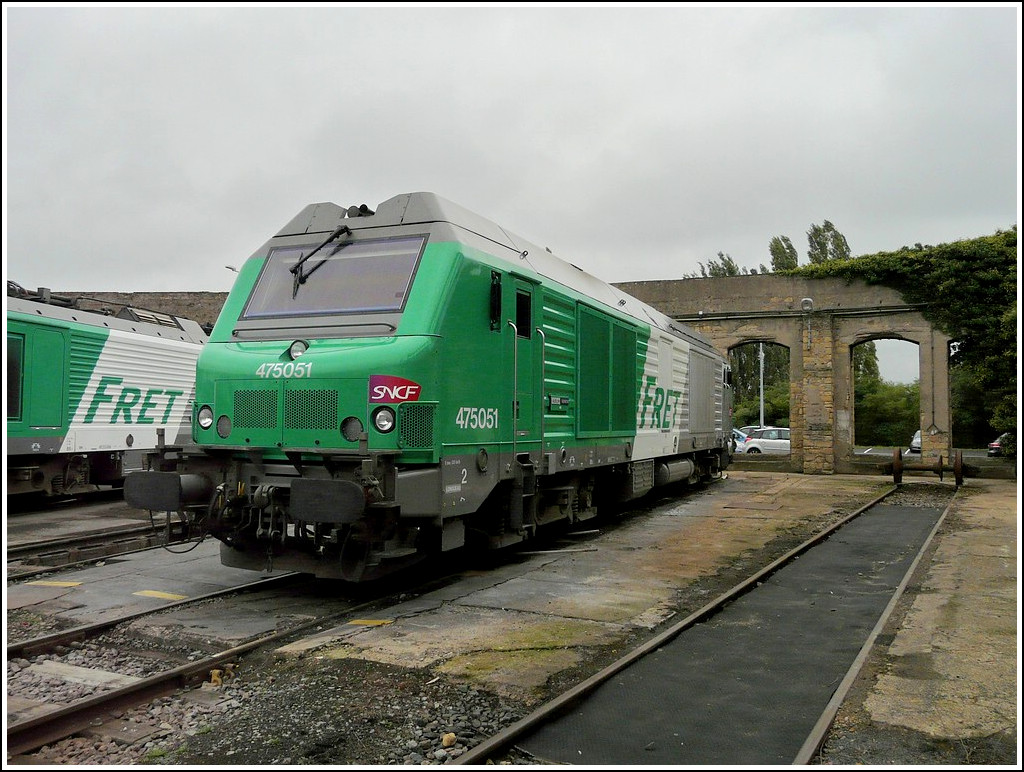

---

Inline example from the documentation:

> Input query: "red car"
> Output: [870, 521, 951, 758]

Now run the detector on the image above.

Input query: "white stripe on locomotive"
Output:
[60, 328, 199, 453]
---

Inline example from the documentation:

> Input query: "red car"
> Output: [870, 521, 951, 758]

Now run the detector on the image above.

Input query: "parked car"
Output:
[745, 427, 790, 454]
[738, 425, 762, 439]
[908, 430, 922, 454]
[731, 428, 748, 454]
[987, 432, 1013, 457]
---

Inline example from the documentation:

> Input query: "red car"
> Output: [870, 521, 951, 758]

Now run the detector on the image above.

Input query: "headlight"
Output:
[288, 340, 309, 359]
[197, 406, 214, 429]
[372, 406, 396, 433]
[217, 415, 232, 438]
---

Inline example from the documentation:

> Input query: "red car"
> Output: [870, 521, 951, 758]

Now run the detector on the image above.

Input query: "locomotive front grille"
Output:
[285, 389, 338, 431]
[234, 389, 278, 429]
[399, 403, 435, 448]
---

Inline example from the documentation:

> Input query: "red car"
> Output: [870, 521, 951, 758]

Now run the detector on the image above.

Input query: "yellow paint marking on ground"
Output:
[347, 619, 394, 627]
[26, 580, 81, 587]
[133, 590, 188, 600]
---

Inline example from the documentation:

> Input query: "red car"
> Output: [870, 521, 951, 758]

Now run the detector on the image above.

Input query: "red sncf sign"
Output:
[369, 375, 422, 403]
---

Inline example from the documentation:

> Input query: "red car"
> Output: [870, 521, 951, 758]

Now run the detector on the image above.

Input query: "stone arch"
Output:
[832, 313, 951, 470]
[616, 275, 953, 475]
[726, 339, 793, 433]
[725, 336, 797, 459]
[846, 335, 921, 448]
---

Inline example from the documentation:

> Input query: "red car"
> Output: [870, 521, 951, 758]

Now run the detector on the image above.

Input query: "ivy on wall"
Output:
[783, 228, 1018, 449]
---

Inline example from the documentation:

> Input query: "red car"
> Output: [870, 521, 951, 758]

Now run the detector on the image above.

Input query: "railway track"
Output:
[6, 496, 193, 580]
[6, 572, 397, 756]
[5, 486, 126, 515]
[453, 483, 957, 765]
[7, 521, 193, 580]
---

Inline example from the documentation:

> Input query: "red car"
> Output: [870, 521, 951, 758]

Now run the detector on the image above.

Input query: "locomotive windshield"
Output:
[241, 235, 425, 320]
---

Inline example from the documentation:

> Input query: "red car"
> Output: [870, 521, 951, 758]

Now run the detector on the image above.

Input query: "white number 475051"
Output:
[455, 407, 498, 429]
[255, 362, 313, 378]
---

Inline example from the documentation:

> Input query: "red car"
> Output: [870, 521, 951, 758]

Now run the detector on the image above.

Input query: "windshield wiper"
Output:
[290, 225, 351, 298]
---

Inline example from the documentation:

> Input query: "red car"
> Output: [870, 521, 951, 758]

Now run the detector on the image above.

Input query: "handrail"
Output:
[536, 326, 546, 461]
[508, 320, 518, 461]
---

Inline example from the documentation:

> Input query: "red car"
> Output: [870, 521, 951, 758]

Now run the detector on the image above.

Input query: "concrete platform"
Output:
[856, 476, 1018, 740]
[5, 539, 287, 623]
[5, 499, 156, 549]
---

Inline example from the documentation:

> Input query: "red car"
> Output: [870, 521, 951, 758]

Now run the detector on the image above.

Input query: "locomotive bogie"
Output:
[124, 193, 732, 580]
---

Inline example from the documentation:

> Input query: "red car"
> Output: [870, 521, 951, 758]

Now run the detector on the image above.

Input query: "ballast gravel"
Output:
[13, 655, 528, 766]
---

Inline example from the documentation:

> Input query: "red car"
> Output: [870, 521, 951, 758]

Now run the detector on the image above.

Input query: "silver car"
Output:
[731, 428, 748, 454]
[745, 427, 791, 454]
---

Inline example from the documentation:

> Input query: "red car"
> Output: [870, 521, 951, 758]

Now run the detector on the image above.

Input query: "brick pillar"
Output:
[918, 327, 954, 461]
[799, 311, 835, 474]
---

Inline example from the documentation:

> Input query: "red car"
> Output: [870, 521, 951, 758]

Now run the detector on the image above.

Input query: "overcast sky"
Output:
[4, 3, 1020, 383]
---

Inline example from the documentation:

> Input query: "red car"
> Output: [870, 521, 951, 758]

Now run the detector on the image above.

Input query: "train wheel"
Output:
[892, 447, 904, 485]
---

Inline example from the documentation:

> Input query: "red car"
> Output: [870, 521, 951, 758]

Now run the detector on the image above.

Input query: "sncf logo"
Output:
[369, 375, 422, 403]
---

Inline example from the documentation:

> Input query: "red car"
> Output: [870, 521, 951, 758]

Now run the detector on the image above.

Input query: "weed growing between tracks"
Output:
[817, 709, 1017, 765]
[6, 608, 76, 640]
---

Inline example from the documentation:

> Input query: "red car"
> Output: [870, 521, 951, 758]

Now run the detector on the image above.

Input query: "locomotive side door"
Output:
[7, 321, 68, 452]
[508, 277, 541, 456]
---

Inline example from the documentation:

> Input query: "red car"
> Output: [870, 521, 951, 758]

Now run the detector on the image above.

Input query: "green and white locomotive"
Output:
[7, 283, 208, 496]
[124, 193, 732, 580]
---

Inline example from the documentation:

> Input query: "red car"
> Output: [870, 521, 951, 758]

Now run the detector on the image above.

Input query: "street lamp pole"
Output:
[759, 342, 764, 428]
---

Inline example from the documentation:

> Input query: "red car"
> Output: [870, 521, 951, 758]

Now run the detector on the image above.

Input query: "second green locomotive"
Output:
[125, 193, 732, 580]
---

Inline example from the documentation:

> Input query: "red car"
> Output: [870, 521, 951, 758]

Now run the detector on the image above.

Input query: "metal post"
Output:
[759, 342, 765, 428]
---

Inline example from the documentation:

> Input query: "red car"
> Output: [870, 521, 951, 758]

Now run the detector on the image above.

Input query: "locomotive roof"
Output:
[7, 294, 209, 345]
[276, 193, 715, 351]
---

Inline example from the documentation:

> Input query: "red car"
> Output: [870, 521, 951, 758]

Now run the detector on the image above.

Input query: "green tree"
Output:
[853, 341, 880, 382]
[807, 220, 852, 264]
[950, 362, 1002, 448]
[768, 236, 799, 271]
[855, 378, 920, 446]
[685, 252, 755, 278]
[730, 343, 789, 425]
[732, 378, 791, 429]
